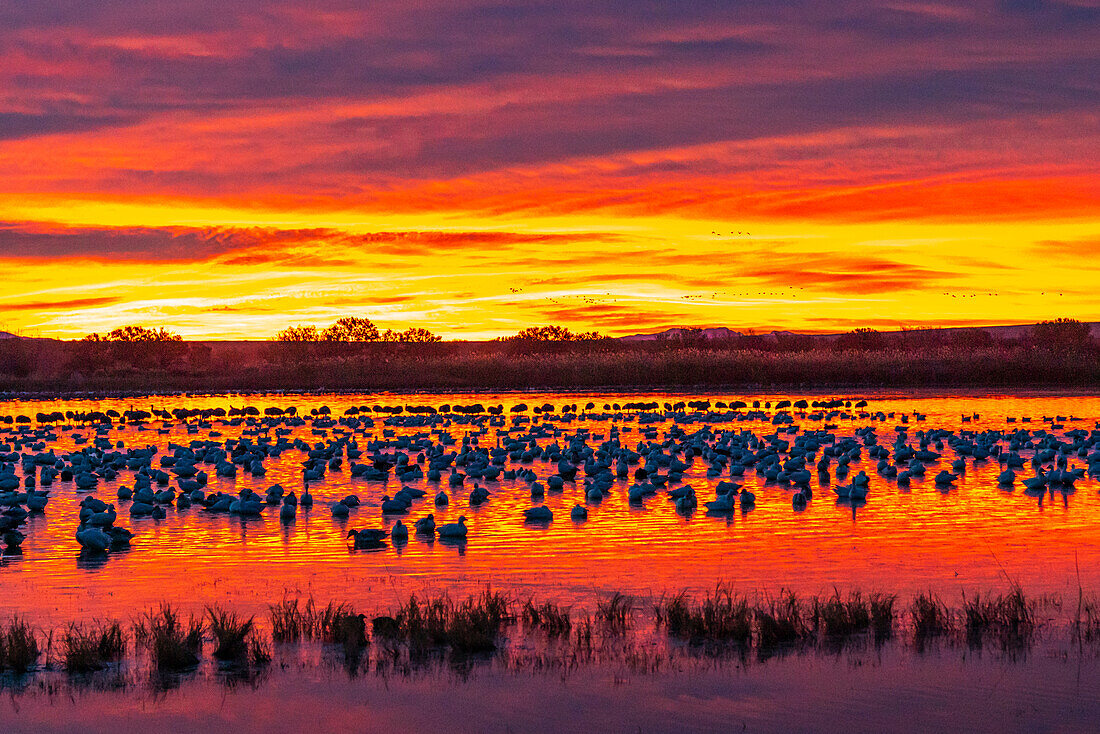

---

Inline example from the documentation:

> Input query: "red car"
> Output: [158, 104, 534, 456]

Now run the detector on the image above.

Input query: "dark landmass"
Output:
[0, 322, 1097, 392]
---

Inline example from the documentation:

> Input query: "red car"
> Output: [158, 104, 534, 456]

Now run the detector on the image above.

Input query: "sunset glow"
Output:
[1, 1, 1097, 339]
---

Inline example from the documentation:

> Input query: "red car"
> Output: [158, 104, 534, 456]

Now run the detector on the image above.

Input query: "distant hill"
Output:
[619, 322, 1100, 342]
[0, 332, 59, 343]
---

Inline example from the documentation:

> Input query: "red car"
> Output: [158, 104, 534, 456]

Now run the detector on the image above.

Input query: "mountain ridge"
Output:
[618, 322, 1100, 342]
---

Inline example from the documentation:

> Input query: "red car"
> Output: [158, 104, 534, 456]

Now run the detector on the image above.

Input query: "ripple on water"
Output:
[2, 390, 1100, 625]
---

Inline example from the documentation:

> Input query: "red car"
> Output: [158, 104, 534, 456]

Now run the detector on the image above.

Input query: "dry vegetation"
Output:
[0, 584, 1091, 683]
[0, 618, 40, 674]
[1, 322, 1098, 391]
[207, 606, 270, 666]
[133, 604, 204, 671]
[59, 621, 126, 673]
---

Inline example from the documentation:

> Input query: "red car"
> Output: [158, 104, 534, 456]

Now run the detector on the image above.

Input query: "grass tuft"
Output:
[61, 621, 125, 673]
[134, 603, 203, 671]
[394, 589, 512, 653]
[963, 587, 1034, 647]
[0, 618, 40, 673]
[269, 596, 354, 642]
[595, 592, 634, 632]
[521, 599, 572, 637]
[207, 606, 257, 661]
[655, 587, 752, 644]
[911, 592, 952, 640]
[811, 590, 871, 637]
[269, 596, 310, 642]
[869, 593, 897, 639]
[756, 591, 806, 647]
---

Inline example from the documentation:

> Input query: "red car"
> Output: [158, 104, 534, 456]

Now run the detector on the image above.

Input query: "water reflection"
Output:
[2, 634, 1100, 734]
[2, 390, 1100, 628]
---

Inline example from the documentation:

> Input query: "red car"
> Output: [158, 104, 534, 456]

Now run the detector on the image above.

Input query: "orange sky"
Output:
[0, 1, 1097, 339]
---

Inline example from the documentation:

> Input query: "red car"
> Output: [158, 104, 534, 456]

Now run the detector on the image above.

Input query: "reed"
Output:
[962, 587, 1034, 647]
[595, 592, 634, 632]
[207, 605, 257, 661]
[911, 592, 952, 639]
[134, 603, 203, 671]
[1076, 596, 1100, 642]
[521, 599, 572, 637]
[0, 617, 40, 673]
[655, 587, 752, 643]
[756, 591, 807, 647]
[60, 621, 125, 673]
[393, 589, 512, 653]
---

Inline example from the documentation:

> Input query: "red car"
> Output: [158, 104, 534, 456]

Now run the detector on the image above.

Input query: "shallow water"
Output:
[3, 390, 1100, 628]
[4, 638, 1099, 734]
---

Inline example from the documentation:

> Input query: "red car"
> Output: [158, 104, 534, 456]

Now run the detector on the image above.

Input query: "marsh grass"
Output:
[522, 599, 572, 637]
[207, 605, 263, 663]
[963, 587, 1035, 648]
[655, 587, 752, 644]
[393, 589, 512, 654]
[911, 592, 952, 641]
[574, 614, 594, 653]
[14, 339, 1100, 393]
[1076, 596, 1100, 642]
[811, 590, 873, 637]
[134, 604, 203, 671]
[60, 621, 125, 673]
[596, 592, 634, 632]
[869, 593, 898, 639]
[398, 589, 512, 655]
[0, 618, 40, 673]
[328, 613, 368, 657]
[1, 587, 1084, 682]
[315, 601, 356, 643]
[269, 596, 311, 642]
[756, 591, 806, 647]
[269, 596, 354, 642]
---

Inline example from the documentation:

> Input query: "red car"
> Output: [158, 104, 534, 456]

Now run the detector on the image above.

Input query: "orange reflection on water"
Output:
[2, 390, 1099, 627]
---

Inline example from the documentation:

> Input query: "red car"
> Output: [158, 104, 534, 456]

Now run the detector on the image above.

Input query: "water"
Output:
[4, 389, 1100, 731]
[2, 390, 1099, 625]
[4, 640, 1099, 733]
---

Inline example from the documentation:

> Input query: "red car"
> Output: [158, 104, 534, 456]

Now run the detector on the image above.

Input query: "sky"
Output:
[0, 0, 1097, 340]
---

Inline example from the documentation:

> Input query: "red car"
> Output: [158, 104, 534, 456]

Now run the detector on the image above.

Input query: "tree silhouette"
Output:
[274, 325, 320, 342]
[835, 328, 885, 351]
[501, 325, 607, 341]
[82, 326, 182, 342]
[379, 327, 442, 343]
[1030, 318, 1092, 349]
[321, 317, 380, 342]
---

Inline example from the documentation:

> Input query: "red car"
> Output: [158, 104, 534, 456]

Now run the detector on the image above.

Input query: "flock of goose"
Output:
[0, 397, 1097, 557]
